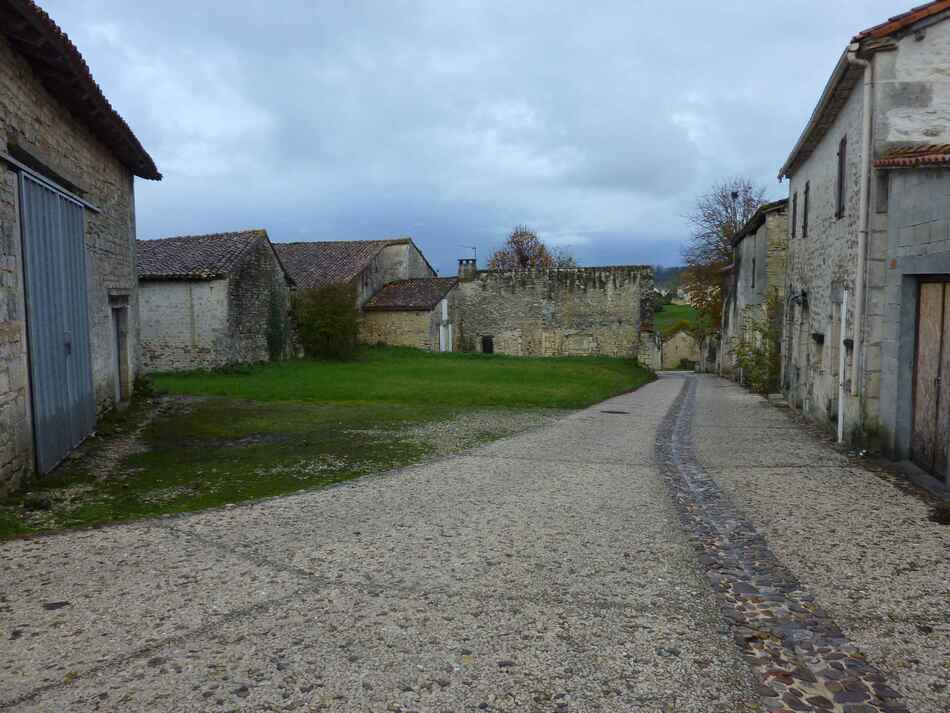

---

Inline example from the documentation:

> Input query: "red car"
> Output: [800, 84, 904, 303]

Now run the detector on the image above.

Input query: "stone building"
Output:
[453, 259, 653, 358]
[779, 0, 950, 485]
[0, 1, 160, 492]
[137, 230, 294, 372]
[362, 277, 458, 351]
[275, 238, 435, 307]
[719, 199, 789, 378]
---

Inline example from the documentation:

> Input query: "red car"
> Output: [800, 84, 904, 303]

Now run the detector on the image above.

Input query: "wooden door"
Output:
[912, 282, 949, 481]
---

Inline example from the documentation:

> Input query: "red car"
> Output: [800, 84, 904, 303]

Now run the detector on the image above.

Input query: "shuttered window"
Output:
[836, 136, 847, 219]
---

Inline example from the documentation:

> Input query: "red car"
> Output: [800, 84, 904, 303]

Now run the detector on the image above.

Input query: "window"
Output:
[802, 181, 810, 238]
[835, 136, 847, 219]
[792, 192, 798, 238]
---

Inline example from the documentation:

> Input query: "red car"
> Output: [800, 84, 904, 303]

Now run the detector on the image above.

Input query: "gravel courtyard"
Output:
[1, 375, 947, 712]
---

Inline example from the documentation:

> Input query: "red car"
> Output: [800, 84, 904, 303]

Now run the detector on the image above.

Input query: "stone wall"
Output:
[783, 20, 950, 443]
[722, 209, 788, 376]
[139, 279, 230, 372]
[227, 237, 293, 363]
[0, 34, 139, 494]
[454, 266, 652, 358]
[662, 331, 701, 370]
[360, 309, 439, 350]
[784, 61, 876, 435]
[878, 168, 950, 464]
[355, 241, 435, 306]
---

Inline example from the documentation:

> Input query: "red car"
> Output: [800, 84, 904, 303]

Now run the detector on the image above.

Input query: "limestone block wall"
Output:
[139, 279, 229, 372]
[0, 34, 139, 494]
[454, 266, 652, 358]
[784, 72, 873, 433]
[227, 238, 293, 363]
[662, 331, 700, 370]
[360, 309, 438, 350]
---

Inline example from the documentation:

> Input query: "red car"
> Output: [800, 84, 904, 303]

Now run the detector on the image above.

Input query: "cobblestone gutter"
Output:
[655, 375, 910, 713]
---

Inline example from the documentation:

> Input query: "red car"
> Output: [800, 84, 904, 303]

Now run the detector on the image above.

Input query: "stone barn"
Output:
[274, 238, 435, 306]
[137, 230, 294, 372]
[453, 259, 653, 358]
[0, 1, 160, 492]
[362, 278, 459, 351]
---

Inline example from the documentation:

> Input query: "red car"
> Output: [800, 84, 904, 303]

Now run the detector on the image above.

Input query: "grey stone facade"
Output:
[0, 27, 153, 494]
[453, 263, 653, 358]
[780, 7, 950, 474]
[721, 201, 788, 377]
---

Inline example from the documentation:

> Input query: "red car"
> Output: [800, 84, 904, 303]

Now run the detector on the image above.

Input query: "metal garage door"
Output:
[911, 280, 950, 483]
[20, 173, 96, 474]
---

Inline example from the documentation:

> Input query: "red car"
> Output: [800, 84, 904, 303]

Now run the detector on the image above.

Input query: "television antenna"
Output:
[459, 245, 477, 263]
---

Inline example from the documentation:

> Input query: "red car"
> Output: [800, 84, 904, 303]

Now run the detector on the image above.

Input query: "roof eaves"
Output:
[1, 0, 161, 180]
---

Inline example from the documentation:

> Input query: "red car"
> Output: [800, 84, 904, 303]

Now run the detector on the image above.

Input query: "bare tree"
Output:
[681, 177, 767, 331]
[488, 226, 554, 269]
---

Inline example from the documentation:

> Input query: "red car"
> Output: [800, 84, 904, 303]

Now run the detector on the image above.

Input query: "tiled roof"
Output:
[364, 278, 458, 311]
[137, 230, 267, 280]
[0, 1, 160, 180]
[874, 143, 950, 168]
[854, 1, 950, 40]
[274, 239, 408, 290]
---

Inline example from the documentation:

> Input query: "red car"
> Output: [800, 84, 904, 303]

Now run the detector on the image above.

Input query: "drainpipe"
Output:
[847, 45, 873, 398]
[838, 289, 849, 443]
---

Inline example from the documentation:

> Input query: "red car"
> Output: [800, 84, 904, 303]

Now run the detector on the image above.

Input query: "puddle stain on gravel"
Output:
[656, 376, 911, 713]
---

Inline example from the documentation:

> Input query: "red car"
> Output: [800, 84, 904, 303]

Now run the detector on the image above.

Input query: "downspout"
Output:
[847, 44, 873, 398]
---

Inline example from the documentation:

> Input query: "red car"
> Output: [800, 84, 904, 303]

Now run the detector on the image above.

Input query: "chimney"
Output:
[458, 258, 477, 281]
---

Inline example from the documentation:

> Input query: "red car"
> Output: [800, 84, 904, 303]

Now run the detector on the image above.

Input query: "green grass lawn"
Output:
[654, 303, 700, 336]
[151, 347, 651, 409]
[0, 348, 653, 539]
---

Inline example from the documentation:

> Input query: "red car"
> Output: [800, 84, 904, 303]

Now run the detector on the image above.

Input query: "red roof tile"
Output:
[874, 144, 950, 168]
[364, 278, 458, 311]
[854, 1, 950, 41]
[274, 239, 408, 290]
[0, 1, 160, 179]
[137, 230, 268, 280]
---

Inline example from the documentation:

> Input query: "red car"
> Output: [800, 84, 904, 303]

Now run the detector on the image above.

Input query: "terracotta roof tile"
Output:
[854, 0, 950, 40]
[874, 143, 950, 168]
[0, 1, 160, 179]
[364, 278, 458, 311]
[137, 230, 267, 280]
[274, 239, 408, 290]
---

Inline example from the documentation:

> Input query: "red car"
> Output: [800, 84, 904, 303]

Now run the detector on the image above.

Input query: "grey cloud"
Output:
[43, 0, 907, 274]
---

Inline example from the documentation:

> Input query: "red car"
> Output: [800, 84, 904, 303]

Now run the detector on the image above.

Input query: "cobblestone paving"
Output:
[0, 379, 759, 712]
[691, 376, 950, 713]
[656, 375, 917, 713]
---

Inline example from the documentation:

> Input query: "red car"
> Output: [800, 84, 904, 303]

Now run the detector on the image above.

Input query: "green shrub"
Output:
[732, 291, 782, 395]
[292, 284, 360, 360]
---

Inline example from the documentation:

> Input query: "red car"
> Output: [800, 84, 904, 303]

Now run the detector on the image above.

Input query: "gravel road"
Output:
[1, 374, 946, 712]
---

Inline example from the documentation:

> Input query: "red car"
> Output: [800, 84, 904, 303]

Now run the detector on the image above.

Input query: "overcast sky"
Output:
[45, 1, 906, 274]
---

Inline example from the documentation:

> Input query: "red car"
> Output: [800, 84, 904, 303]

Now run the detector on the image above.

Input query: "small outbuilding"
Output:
[362, 278, 459, 351]
[137, 230, 294, 372]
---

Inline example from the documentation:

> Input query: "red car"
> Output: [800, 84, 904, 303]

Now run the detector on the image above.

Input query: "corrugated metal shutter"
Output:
[20, 174, 96, 474]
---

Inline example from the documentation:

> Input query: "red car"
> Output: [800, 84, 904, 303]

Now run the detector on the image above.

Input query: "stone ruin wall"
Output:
[454, 266, 653, 358]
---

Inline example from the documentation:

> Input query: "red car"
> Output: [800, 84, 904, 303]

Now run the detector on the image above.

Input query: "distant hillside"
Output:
[653, 266, 685, 291]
